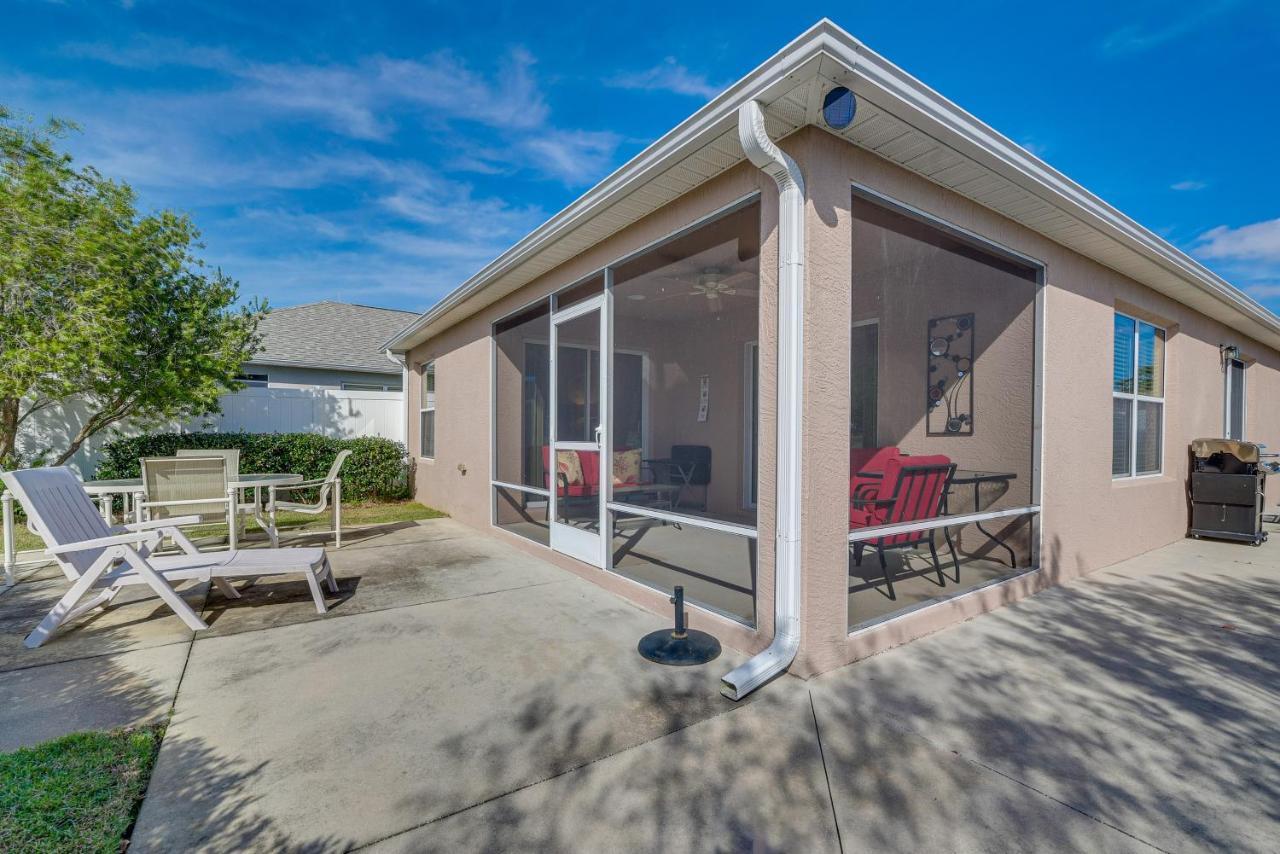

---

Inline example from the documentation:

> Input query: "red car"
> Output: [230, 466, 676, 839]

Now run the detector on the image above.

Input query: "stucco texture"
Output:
[406, 124, 1280, 679]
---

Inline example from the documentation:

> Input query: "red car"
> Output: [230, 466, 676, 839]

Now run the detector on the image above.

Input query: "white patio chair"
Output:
[1, 467, 338, 649]
[174, 448, 259, 536]
[270, 450, 351, 547]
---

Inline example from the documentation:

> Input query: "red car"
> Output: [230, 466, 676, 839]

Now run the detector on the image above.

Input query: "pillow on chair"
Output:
[555, 450, 584, 487]
[613, 449, 642, 485]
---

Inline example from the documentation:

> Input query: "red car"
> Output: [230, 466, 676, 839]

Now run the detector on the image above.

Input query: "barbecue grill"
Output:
[1188, 438, 1268, 545]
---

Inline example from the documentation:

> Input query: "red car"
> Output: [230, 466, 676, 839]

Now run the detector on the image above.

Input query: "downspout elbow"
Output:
[721, 100, 805, 701]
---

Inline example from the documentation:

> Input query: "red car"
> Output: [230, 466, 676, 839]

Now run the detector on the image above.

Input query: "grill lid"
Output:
[1190, 438, 1260, 463]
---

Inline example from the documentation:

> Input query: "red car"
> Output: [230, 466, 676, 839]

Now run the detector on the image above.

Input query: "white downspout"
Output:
[385, 350, 409, 446]
[722, 100, 805, 701]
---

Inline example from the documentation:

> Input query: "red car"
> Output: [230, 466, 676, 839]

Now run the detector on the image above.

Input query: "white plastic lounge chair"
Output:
[1, 467, 337, 649]
[270, 450, 351, 547]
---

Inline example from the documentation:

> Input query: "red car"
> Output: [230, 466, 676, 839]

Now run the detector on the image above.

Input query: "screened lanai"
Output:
[846, 188, 1042, 631]
[492, 200, 763, 626]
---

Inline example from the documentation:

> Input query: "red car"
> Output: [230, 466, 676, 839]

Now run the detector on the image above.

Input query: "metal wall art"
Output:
[927, 313, 974, 435]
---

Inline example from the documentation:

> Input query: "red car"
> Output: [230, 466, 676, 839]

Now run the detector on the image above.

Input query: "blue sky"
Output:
[4, 1, 1279, 313]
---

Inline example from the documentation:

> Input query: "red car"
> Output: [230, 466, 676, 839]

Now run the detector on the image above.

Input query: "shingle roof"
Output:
[248, 301, 417, 374]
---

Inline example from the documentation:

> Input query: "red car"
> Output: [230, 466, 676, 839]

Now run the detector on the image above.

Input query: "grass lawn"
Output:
[8, 500, 446, 554]
[0, 726, 163, 853]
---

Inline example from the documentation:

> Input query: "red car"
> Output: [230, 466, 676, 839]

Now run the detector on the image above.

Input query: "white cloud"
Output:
[65, 37, 549, 139]
[1244, 283, 1280, 299]
[1100, 1, 1242, 56]
[607, 57, 724, 100]
[1171, 180, 1207, 191]
[1019, 139, 1049, 158]
[1194, 218, 1280, 263]
[523, 129, 622, 185]
[60, 36, 615, 183]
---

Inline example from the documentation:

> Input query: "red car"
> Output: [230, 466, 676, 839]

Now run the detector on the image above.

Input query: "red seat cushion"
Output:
[850, 446, 899, 501]
[577, 450, 601, 490]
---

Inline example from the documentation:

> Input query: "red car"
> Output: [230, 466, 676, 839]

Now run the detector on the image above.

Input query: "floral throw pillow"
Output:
[556, 450, 584, 486]
[613, 448, 642, 485]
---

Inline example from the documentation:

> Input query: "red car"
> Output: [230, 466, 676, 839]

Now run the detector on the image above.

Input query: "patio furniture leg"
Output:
[2, 490, 14, 587]
[852, 541, 864, 566]
[334, 479, 342, 549]
[304, 567, 328, 614]
[25, 558, 112, 648]
[942, 526, 961, 582]
[928, 537, 946, 586]
[227, 487, 239, 551]
[120, 547, 208, 633]
[61, 586, 121, 624]
[212, 577, 242, 599]
[877, 547, 896, 600]
[323, 556, 338, 593]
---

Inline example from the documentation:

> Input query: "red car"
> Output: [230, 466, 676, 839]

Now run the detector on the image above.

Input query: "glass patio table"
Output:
[944, 470, 1019, 568]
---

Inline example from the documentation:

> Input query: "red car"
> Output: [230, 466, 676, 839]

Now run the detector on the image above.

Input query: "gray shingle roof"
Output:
[247, 301, 418, 374]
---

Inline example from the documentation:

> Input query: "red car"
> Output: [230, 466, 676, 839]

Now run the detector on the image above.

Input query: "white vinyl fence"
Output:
[200, 387, 404, 441]
[16, 387, 405, 477]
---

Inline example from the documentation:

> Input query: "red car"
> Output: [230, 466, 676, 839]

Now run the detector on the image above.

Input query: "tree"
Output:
[0, 108, 265, 468]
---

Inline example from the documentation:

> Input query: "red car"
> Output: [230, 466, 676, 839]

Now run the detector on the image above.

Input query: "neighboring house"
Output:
[17, 301, 416, 475]
[385, 20, 1280, 698]
[241, 301, 417, 391]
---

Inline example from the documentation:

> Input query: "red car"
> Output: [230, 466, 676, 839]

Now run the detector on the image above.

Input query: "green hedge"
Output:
[95, 432, 411, 502]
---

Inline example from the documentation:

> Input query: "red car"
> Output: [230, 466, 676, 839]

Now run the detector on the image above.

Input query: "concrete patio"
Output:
[0, 517, 1276, 852]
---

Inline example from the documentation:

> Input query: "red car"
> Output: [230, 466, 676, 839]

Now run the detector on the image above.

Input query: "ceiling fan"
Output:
[652, 267, 757, 313]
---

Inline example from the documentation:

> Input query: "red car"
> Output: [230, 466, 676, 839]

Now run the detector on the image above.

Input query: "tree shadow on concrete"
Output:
[812, 532, 1280, 852]
[130, 731, 351, 853]
[0, 646, 180, 752]
[371, 678, 838, 853]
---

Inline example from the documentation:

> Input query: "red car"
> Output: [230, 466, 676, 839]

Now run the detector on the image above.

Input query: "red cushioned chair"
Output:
[849, 453, 958, 600]
[849, 446, 900, 506]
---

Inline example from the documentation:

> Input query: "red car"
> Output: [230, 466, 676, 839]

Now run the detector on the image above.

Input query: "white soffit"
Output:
[387, 20, 1278, 353]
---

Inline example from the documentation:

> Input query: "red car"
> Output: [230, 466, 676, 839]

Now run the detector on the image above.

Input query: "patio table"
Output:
[1, 473, 304, 579]
[945, 470, 1018, 567]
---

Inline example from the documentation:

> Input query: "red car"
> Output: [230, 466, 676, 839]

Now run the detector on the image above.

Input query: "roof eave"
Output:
[245, 357, 401, 375]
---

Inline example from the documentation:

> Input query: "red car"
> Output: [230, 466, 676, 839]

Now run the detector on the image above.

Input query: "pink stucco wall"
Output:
[406, 125, 1280, 680]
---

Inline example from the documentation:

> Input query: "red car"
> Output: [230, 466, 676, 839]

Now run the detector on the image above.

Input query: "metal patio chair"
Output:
[270, 449, 351, 547]
[849, 454, 958, 600]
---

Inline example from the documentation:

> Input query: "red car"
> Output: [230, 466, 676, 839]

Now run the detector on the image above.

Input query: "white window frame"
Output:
[419, 360, 436, 460]
[342, 380, 397, 391]
[1224, 355, 1246, 441]
[1112, 311, 1166, 479]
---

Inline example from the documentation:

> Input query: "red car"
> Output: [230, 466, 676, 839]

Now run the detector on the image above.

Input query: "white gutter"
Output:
[721, 101, 805, 701]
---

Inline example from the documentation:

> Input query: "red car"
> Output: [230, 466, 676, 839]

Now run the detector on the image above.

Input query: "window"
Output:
[236, 372, 269, 387]
[1225, 356, 1246, 440]
[419, 361, 436, 458]
[342, 381, 397, 391]
[848, 188, 1041, 632]
[1112, 313, 1165, 477]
